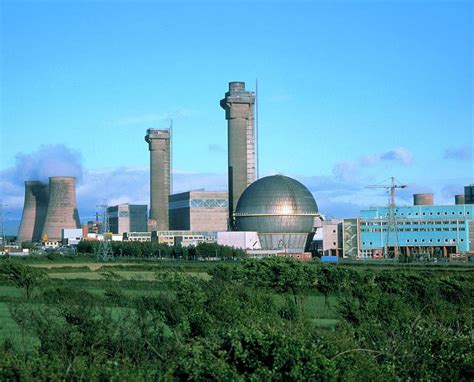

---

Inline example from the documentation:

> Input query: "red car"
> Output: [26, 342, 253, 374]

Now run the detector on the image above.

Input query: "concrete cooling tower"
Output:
[17, 181, 49, 243]
[41, 177, 81, 241]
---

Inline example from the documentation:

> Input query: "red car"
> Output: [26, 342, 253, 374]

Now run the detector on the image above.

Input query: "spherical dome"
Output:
[234, 175, 318, 234]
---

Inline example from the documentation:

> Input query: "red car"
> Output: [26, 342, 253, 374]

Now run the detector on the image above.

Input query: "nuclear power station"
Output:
[41, 177, 81, 241]
[221, 81, 256, 227]
[10, 80, 473, 262]
[145, 128, 171, 231]
[17, 181, 49, 243]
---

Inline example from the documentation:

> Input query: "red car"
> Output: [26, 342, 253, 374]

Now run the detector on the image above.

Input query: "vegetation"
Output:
[0, 257, 472, 381]
[77, 240, 247, 260]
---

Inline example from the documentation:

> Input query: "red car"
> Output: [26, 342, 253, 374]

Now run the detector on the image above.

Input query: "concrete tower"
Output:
[220, 81, 256, 227]
[17, 181, 49, 243]
[41, 177, 81, 241]
[145, 128, 171, 230]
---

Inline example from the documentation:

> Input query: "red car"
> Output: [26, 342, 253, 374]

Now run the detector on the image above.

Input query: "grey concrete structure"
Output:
[169, 190, 228, 232]
[17, 181, 49, 243]
[41, 177, 81, 241]
[145, 129, 170, 230]
[322, 219, 343, 257]
[107, 204, 147, 235]
[413, 193, 434, 206]
[234, 175, 319, 253]
[220, 82, 256, 227]
[455, 194, 465, 205]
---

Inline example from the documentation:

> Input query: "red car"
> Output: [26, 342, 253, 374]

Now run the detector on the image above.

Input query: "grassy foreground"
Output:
[0, 257, 472, 381]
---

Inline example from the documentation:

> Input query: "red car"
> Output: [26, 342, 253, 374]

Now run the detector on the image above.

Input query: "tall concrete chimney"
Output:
[145, 128, 170, 231]
[220, 81, 256, 228]
[41, 177, 81, 241]
[17, 181, 49, 243]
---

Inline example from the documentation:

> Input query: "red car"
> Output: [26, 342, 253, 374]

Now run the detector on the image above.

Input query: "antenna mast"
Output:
[255, 78, 259, 180]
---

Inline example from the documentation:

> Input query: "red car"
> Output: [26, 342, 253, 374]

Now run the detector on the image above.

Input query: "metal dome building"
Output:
[234, 175, 319, 253]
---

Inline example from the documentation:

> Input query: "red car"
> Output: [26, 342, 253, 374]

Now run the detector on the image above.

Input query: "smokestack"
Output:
[413, 193, 434, 206]
[41, 177, 81, 241]
[455, 195, 465, 205]
[17, 181, 49, 243]
[145, 129, 170, 231]
[220, 81, 256, 228]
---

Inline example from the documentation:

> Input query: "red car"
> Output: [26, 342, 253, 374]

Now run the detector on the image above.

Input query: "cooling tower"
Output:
[413, 193, 433, 206]
[41, 177, 81, 241]
[17, 181, 49, 243]
[221, 82, 256, 227]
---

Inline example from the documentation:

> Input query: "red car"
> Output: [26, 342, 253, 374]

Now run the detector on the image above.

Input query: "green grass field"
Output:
[2, 258, 471, 354]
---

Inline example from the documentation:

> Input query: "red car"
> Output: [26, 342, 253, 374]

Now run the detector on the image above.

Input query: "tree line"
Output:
[77, 240, 247, 260]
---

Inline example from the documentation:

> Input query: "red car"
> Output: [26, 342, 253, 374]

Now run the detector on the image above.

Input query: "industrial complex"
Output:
[12, 81, 474, 262]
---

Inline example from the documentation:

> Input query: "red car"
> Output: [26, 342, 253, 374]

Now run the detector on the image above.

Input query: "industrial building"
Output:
[465, 184, 474, 204]
[17, 181, 49, 243]
[321, 219, 343, 257]
[342, 194, 474, 260]
[169, 190, 228, 232]
[155, 231, 217, 247]
[61, 228, 83, 246]
[234, 175, 319, 254]
[107, 204, 147, 235]
[145, 128, 171, 231]
[221, 82, 256, 227]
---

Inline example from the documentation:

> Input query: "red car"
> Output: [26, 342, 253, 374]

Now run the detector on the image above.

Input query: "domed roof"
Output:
[234, 175, 318, 234]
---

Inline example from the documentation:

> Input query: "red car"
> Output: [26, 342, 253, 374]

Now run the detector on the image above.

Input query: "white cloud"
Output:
[332, 161, 359, 182]
[380, 147, 413, 165]
[443, 145, 473, 160]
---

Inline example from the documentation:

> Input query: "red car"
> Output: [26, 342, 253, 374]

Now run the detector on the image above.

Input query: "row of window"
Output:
[362, 220, 466, 226]
[362, 238, 464, 246]
[391, 210, 470, 217]
[361, 227, 466, 232]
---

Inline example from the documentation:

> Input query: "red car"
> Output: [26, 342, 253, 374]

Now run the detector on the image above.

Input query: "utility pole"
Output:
[366, 177, 407, 259]
[96, 201, 113, 262]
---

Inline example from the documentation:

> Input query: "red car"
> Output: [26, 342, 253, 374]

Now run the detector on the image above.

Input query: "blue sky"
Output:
[1, 0, 473, 234]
